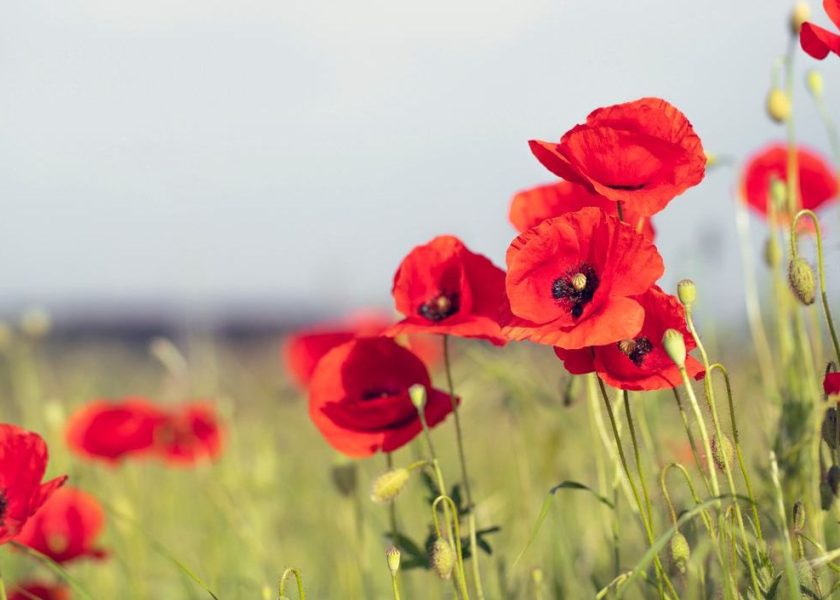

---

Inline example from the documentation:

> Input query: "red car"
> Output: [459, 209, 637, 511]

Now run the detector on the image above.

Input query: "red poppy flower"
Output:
[502, 207, 664, 349]
[308, 337, 456, 457]
[0, 424, 67, 544]
[66, 398, 165, 463]
[825, 372, 840, 395]
[801, 1, 840, 59]
[152, 403, 223, 466]
[388, 236, 507, 345]
[14, 487, 106, 564]
[9, 583, 70, 600]
[509, 180, 655, 240]
[741, 144, 837, 218]
[284, 312, 441, 388]
[554, 286, 705, 390]
[529, 97, 706, 216]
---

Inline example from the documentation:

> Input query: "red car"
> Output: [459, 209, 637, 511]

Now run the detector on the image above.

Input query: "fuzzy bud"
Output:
[793, 500, 806, 533]
[409, 384, 427, 411]
[788, 257, 816, 305]
[764, 236, 782, 268]
[711, 433, 734, 472]
[822, 407, 838, 449]
[807, 69, 824, 97]
[385, 546, 401, 575]
[370, 468, 410, 504]
[766, 88, 791, 123]
[662, 329, 686, 368]
[670, 531, 690, 574]
[791, 1, 811, 35]
[430, 537, 455, 580]
[677, 279, 697, 308]
[829, 465, 840, 496]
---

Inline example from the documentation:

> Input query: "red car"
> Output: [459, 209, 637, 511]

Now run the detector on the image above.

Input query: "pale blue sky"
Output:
[1, 0, 839, 322]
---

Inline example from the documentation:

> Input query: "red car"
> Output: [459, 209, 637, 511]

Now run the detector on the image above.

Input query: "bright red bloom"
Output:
[741, 144, 837, 218]
[66, 398, 165, 463]
[152, 403, 224, 466]
[388, 236, 507, 345]
[509, 180, 655, 240]
[283, 312, 441, 388]
[529, 97, 705, 216]
[308, 337, 456, 457]
[801, 1, 840, 59]
[0, 425, 67, 544]
[554, 286, 704, 390]
[14, 487, 106, 564]
[502, 207, 664, 349]
[9, 583, 70, 600]
[825, 372, 840, 395]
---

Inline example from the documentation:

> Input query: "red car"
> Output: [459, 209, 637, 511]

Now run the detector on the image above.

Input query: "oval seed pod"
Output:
[430, 537, 455, 580]
[670, 532, 690, 574]
[788, 258, 816, 305]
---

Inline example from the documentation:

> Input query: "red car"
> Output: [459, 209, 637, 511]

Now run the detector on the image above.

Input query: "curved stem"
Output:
[433, 495, 470, 600]
[279, 568, 306, 600]
[442, 335, 484, 600]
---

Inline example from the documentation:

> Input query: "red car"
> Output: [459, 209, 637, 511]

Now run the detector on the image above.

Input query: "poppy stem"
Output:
[595, 377, 675, 599]
[670, 388, 712, 496]
[442, 335, 485, 600]
[0, 572, 6, 600]
[432, 495, 471, 600]
[385, 453, 399, 543]
[279, 567, 306, 600]
[677, 368, 720, 497]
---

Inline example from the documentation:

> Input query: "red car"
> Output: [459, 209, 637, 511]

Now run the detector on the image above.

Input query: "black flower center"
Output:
[552, 263, 599, 318]
[605, 182, 647, 191]
[361, 387, 401, 401]
[618, 336, 653, 367]
[418, 292, 459, 322]
[0, 490, 7, 524]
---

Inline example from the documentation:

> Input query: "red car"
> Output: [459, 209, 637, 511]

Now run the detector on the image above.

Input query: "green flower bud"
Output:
[662, 329, 686, 367]
[788, 257, 816, 305]
[370, 468, 410, 504]
[766, 88, 791, 123]
[670, 531, 690, 574]
[677, 279, 696, 308]
[764, 236, 782, 268]
[807, 69, 824, 97]
[409, 384, 427, 410]
[791, 1, 811, 35]
[430, 537, 455, 580]
[711, 433, 734, 472]
[385, 546, 401, 575]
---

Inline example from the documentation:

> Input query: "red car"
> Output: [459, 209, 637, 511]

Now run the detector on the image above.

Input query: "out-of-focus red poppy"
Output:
[283, 312, 442, 389]
[801, 1, 840, 59]
[0, 424, 67, 544]
[388, 236, 507, 345]
[554, 286, 705, 390]
[308, 337, 456, 457]
[825, 372, 840, 395]
[509, 181, 655, 240]
[66, 398, 165, 464]
[14, 487, 106, 564]
[153, 403, 223, 466]
[502, 207, 663, 349]
[741, 144, 837, 218]
[9, 583, 70, 600]
[529, 98, 705, 216]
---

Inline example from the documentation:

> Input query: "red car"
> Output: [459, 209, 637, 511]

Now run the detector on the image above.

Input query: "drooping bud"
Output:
[711, 433, 735, 472]
[385, 546, 401, 575]
[430, 537, 455, 580]
[807, 69, 824, 98]
[791, 1, 811, 35]
[788, 257, 816, 305]
[370, 468, 411, 504]
[822, 407, 838, 449]
[766, 88, 791, 123]
[670, 531, 690, 574]
[331, 460, 358, 497]
[793, 500, 806, 533]
[828, 465, 840, 496]
[677, 279, 697, 308]
[764, 236, 782, 268]
[662, 329, 686, 368]
[409, 384, 427, 411]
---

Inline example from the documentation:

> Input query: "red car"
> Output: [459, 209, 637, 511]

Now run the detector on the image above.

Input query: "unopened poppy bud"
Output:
[829, 465, 840, 496]
[791, 1, 811, 35]
[331, 461, 358, 497]
[662, 329, 686, 367]
[677, 279, 696, 308]
[430, 537, 455, 580]
[385, 546, 401, 574]
[807, 69, 824, 97]
[409, 384, 427, 410]
[822, 407, 838, 449]
[764, 236, 782, 268]
[670, 531, 690, 574]
[766, 88, 791, 123]
[793, 500, 806, 533]
[370, 468, 410, 504]
[711, 433, 734, 472]
[788, 257, 816, 305]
